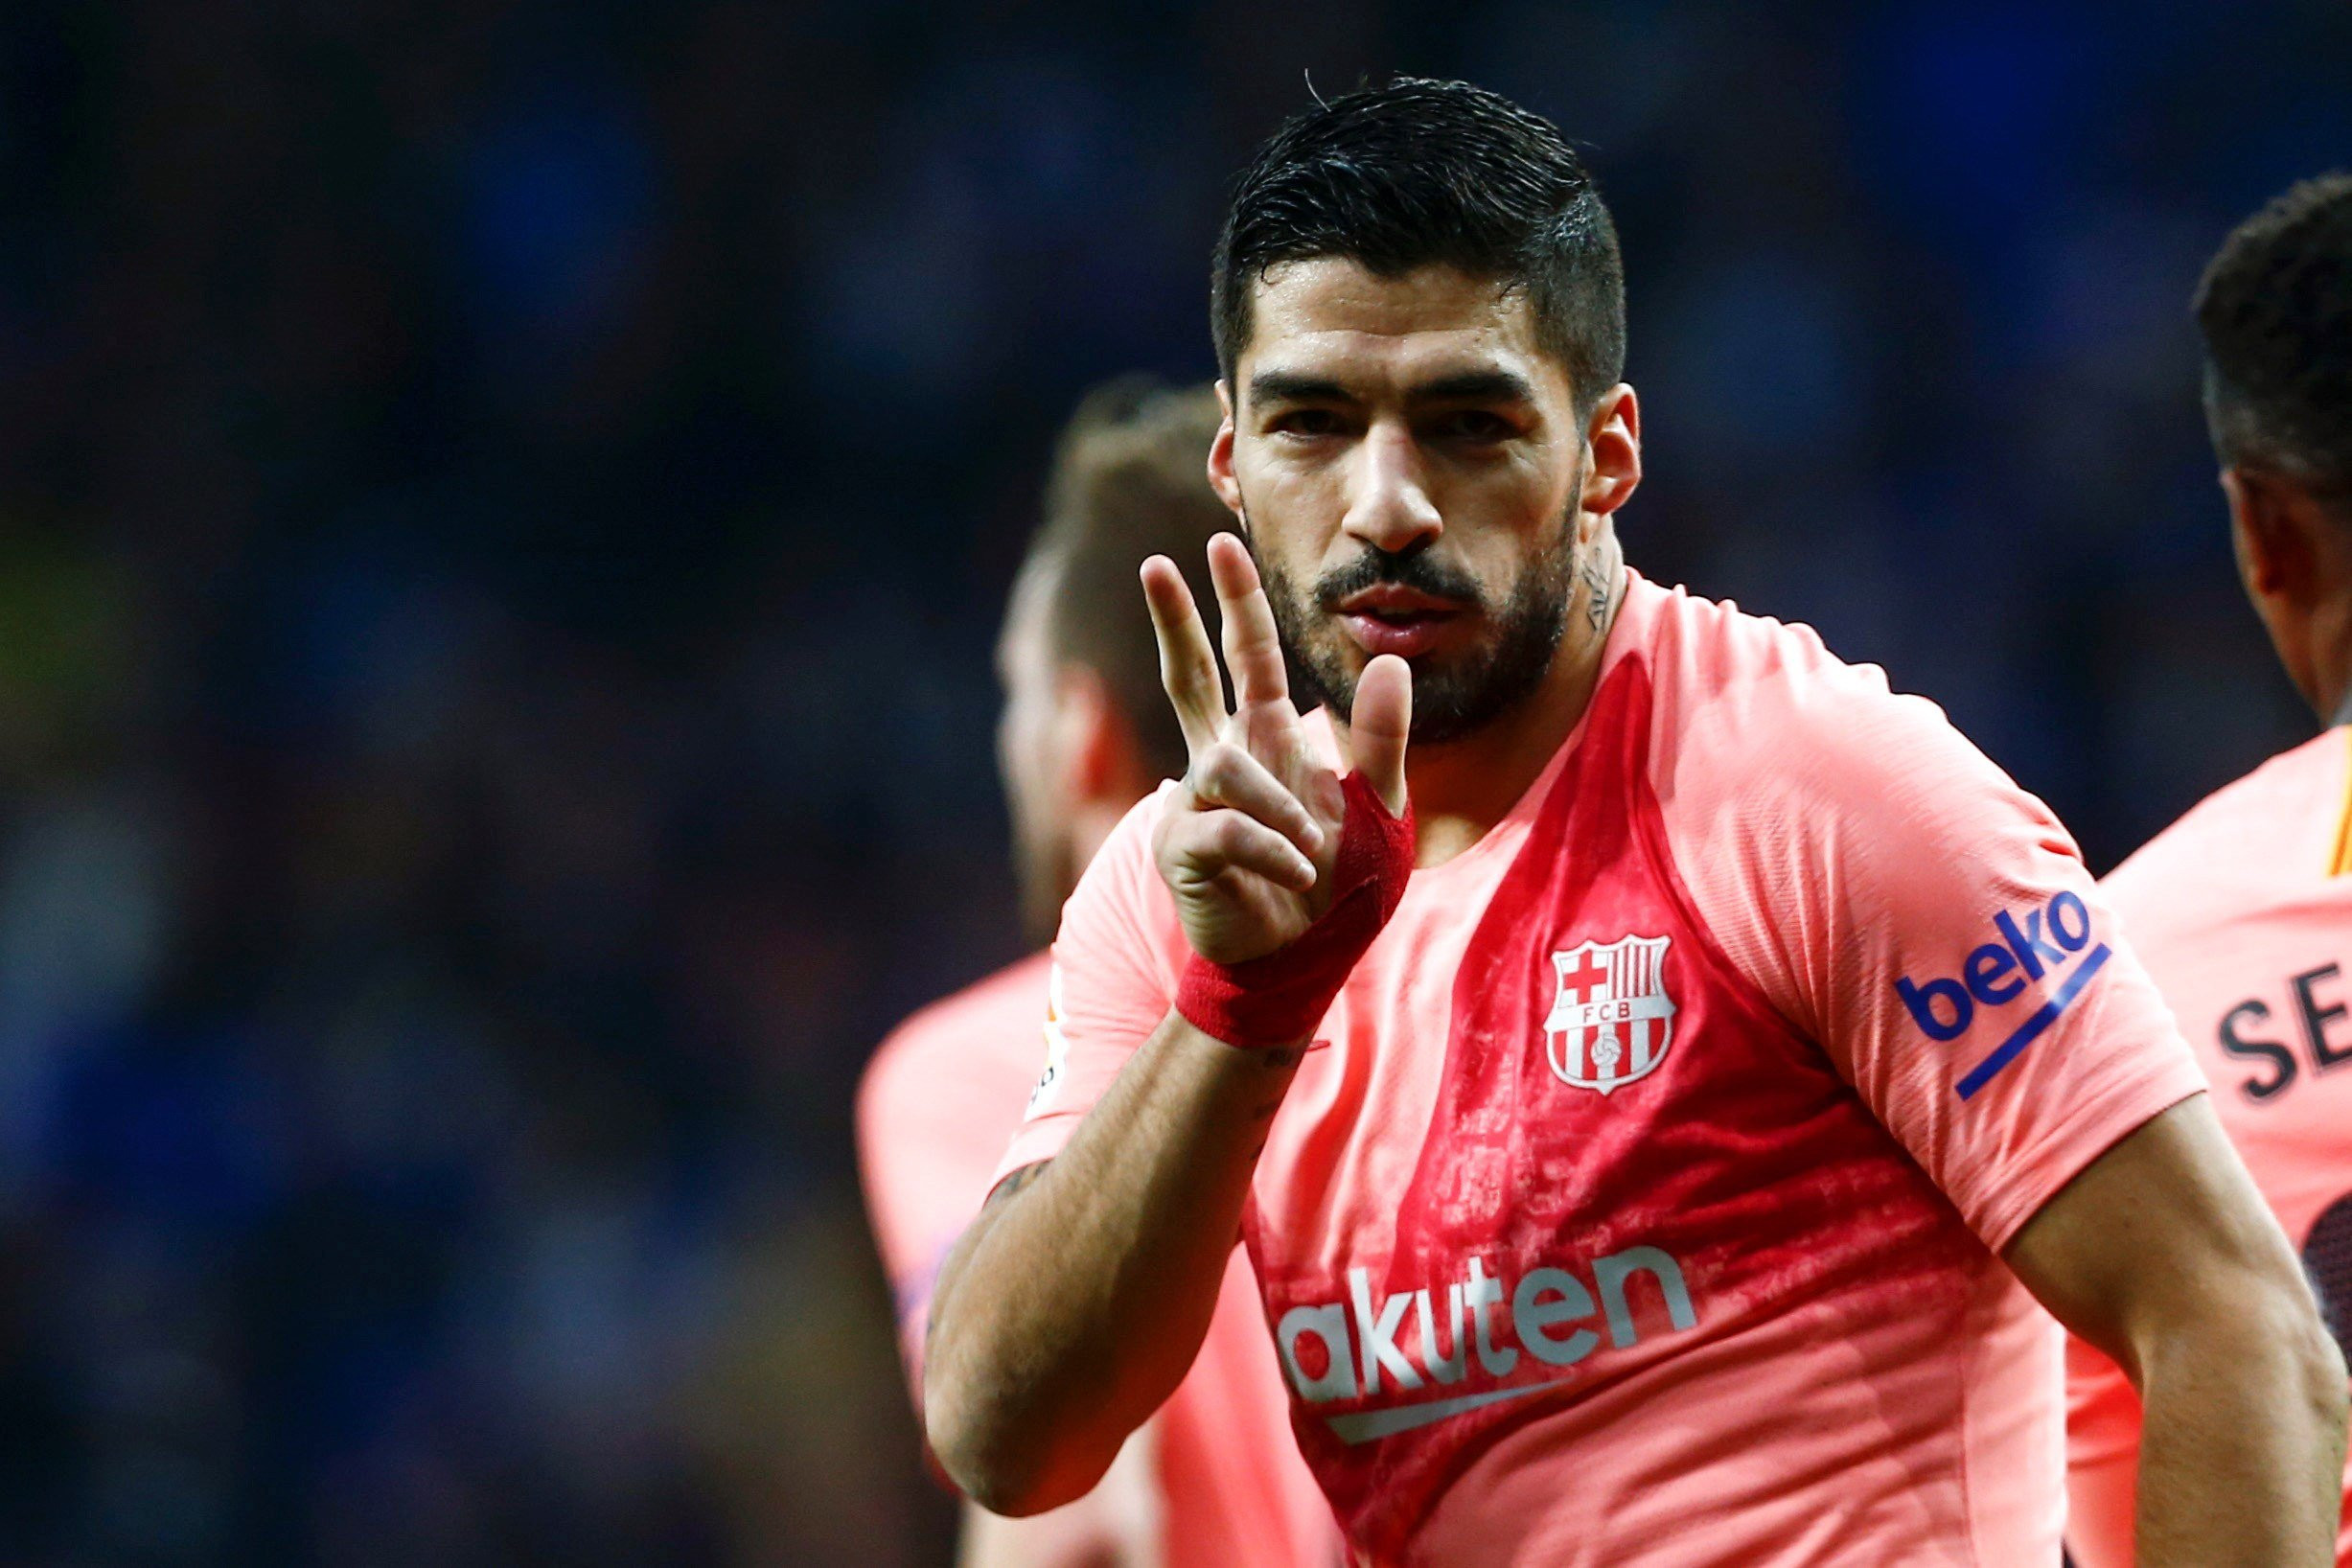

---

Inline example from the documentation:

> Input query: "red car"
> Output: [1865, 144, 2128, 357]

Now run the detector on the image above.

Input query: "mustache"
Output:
[1311, 547, 1487, 611]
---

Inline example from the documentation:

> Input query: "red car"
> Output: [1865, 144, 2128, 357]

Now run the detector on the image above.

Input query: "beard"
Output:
[1253, 503, 1581, 748]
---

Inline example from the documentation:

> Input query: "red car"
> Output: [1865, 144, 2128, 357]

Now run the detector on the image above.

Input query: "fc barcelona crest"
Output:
[1545, 935, 1676, 1095]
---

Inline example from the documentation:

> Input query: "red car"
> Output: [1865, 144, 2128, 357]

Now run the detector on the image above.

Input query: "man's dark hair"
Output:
[2195, 172, 2352, 500]
[1027, 375, 1228, 782]
[1211, 78, 1626, 412]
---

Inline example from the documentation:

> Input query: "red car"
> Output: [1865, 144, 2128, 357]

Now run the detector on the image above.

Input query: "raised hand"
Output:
[1142, 533, 1412, 967]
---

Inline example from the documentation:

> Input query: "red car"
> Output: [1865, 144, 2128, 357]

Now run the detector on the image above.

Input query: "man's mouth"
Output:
[1331, 585, 1469, 658]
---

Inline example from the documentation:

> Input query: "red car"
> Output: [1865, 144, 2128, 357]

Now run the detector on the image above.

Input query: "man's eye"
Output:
[1437, 410, 1512, 442]
[1274, 409, 1345, 437]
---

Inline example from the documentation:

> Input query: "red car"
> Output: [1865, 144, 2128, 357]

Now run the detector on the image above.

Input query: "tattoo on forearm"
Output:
[986, 1161, 1050, 1210]
[1248, 1043, 1307, 1120]
[926, 1161, 1052, 1369]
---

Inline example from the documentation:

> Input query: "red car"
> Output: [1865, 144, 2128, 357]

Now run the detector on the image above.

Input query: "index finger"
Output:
[1207, 533, 1290, 711]
[1141, 555, 1226, 755]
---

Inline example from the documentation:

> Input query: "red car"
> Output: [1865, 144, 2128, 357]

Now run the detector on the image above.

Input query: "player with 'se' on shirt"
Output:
[924, 80, 2347, 1566]
[2066, 174, 2352, 1568]
[857, 380, 1337, 1568]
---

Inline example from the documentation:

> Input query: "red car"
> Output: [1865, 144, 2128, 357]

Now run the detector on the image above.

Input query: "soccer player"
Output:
[924, 79, 2347, 1566]
[2065, 174, 2352, 1568]
[857, 379, 1338, 1568]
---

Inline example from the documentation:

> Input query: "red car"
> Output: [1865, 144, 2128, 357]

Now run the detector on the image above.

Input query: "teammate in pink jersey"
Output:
[925, 80, 2346, 1566]
[2066, 175, 2352, 1568]
[857, 380, 1337, 1568]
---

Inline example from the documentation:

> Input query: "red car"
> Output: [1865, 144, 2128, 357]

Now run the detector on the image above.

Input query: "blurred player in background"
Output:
[925, 79, 2346, 1566]
[2067, 173, 2352, 1568]
[857, 379, 1337, 1568]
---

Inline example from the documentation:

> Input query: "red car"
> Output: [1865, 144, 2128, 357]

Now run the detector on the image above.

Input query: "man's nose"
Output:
[1340, 419, 1442, 555]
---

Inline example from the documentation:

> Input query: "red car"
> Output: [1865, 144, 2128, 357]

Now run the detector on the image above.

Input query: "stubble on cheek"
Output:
[1250, 551, 1353, 721]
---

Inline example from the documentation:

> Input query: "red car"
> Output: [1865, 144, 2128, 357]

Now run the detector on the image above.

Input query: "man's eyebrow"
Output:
[1248, 371, 1354, 405]
[1410, 369, 1536, 404]
[1246, 368, 1540, 406]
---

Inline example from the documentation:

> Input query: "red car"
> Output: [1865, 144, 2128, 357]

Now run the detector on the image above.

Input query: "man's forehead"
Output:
[1240, 257, 1556, 398]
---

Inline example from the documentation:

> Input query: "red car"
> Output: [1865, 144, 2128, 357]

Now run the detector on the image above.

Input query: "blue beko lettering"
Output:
[1995, 906, 2066, 979]
[1964, 942, 2024, 1005]
[1896, 973, 1973, 1040]
[1894, 889, 2113, 1099]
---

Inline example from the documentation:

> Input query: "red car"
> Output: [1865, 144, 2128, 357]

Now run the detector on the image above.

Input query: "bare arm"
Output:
[2005, 1095, 2347, 1567]
[925, 1018, 1303, 1513]
[926, 535, 1411, 1514]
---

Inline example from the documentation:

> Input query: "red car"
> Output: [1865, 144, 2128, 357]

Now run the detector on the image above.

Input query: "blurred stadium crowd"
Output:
[0, 1, 2342, 1563]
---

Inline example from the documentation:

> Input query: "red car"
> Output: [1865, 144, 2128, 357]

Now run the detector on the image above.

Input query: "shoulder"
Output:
[2103, 726, 2352, 932]
[1633, 576, 2043, 848]
[1622, 578, 2090, 1047]
[857, 951, 1059, 1302]
[857, 950, 1056, 1147]
[1639, 575, 1917, 741]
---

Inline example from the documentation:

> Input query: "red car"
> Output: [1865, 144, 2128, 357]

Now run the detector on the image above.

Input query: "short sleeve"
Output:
[856, 1038, 970, 1388]
[1666, 649, 2205, 1252]
[990, 783, 1189, 1186]
[854, 951, 1057, 1396]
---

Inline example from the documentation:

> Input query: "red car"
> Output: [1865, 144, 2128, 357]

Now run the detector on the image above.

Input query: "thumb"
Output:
[1348, 654, 1412, 816]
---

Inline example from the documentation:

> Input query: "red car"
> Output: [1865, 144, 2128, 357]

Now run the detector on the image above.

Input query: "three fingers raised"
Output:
[1148, 535, 1411, 831]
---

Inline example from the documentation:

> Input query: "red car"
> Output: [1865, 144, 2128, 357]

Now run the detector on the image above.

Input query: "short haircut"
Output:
[2195, 172, 2352, 499]
[1026, 376, 1229, 782]
[1211, 78, 1626, 413]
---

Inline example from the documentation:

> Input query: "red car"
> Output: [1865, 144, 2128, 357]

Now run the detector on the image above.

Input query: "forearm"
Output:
[924, 1011, 1301, 1513]
[2132, 1297, 2346, 1566]
[2006, 1099, 2350, 1567]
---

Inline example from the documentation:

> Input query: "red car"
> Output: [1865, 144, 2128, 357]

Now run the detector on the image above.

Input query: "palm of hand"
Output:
[1141, 535, 1409, 968]
[1160, 703, 1345, 964]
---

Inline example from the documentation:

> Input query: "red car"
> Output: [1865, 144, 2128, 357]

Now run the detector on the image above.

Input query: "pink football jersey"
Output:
[857, 951, 1339, 1568]
[2065, 726, 2352, 1568]
[1003, 570, 2205, 1567]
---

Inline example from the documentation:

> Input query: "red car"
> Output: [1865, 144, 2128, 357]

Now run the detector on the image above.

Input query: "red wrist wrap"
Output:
[1173, 771, 1416, 1049]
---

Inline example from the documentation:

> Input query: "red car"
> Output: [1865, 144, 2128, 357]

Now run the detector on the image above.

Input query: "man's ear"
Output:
[1050, 663, 1138, 807]
[1580, 383, 1643, 530]
[2225, 466, 2320, 604]
[1209, 380, 1245, 520]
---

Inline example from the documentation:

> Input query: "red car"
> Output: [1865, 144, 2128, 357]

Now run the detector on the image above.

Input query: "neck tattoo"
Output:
[1580, 552, 1612, 633]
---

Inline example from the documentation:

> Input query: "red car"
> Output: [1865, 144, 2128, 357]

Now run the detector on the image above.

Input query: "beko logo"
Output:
[1892, 888, 2113, 1100]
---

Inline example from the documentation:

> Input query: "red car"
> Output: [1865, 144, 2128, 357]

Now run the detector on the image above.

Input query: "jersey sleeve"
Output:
[855, 1036, 969, 1392]
[854, 956, 1056, 1397]
[990, 784, 1188, 1186]
[1666, 642, 2206, 1251]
